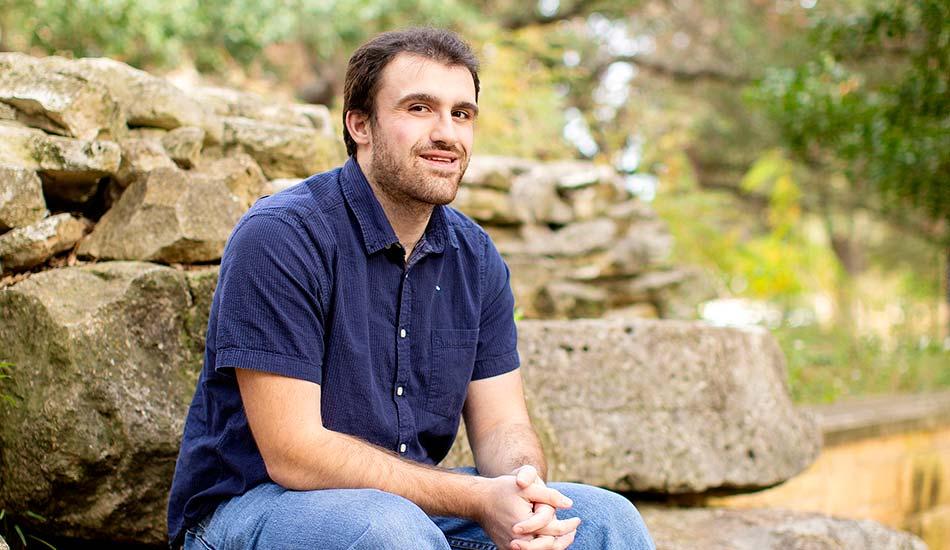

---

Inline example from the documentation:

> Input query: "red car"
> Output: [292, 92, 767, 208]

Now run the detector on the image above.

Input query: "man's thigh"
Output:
[185, 482, 451, 550]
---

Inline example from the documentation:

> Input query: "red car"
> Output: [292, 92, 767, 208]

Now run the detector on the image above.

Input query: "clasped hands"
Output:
[478, 465, 581, 550]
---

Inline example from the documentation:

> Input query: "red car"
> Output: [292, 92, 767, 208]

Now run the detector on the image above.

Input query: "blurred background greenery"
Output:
[2, 0, 946, 403]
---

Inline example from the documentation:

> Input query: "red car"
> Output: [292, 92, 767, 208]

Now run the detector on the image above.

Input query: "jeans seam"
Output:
[186, 529, 215, 550]
[446, 536, 495, 550]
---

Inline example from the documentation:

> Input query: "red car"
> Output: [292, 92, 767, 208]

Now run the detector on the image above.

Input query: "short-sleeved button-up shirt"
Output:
[166, 157, 520, 545]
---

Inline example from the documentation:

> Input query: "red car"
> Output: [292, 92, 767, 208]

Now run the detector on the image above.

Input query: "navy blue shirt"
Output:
[167, 157, 520, 545]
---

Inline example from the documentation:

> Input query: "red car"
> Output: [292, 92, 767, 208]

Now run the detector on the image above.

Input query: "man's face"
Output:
[363, 53, 478, 207]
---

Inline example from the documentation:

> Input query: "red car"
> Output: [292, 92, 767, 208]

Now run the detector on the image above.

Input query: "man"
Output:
[167, 28, 655, 550]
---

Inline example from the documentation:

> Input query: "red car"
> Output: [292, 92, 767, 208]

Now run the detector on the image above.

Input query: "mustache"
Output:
[412, 142, 465, 157]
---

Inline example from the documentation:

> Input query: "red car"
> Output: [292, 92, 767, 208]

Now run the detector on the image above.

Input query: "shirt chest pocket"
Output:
[425, 328, 478, 418]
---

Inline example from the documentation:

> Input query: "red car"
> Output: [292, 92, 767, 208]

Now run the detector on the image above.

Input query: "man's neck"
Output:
[358, 156, 433, 258]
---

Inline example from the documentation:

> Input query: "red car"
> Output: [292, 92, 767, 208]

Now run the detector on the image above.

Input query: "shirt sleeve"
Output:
[471, 230, 520, 380]
[213, 212, 327, 384]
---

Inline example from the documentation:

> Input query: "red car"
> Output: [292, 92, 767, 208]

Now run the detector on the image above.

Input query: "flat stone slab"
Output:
[805, 390, 950, 446]
[640, 506, 926, 549]
[0, 124, 120, 203]
[0, 53, 125, 141]
[443, 319, 821, 493]
[0, 213, 90, 272]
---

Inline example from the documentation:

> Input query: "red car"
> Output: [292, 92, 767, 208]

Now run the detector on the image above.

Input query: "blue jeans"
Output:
[184, 467, 655, 549]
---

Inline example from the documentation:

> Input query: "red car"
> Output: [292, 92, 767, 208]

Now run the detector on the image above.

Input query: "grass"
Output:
[774, 324, 950, 404]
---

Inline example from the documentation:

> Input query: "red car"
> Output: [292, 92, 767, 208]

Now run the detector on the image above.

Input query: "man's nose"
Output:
[429, 112, 458, 145]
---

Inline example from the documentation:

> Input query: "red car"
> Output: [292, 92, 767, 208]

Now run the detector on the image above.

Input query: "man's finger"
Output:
[511, 534, 557, 550]
[515, 465, 538, 489]
[553, 529, 577, 550]
[522, 483, 573, 509]
[513, 503, 555, 535]
[533, 517, 581, 537]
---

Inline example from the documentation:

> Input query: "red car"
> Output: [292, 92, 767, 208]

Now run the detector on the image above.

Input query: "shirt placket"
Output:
[393, 246, 420, 456]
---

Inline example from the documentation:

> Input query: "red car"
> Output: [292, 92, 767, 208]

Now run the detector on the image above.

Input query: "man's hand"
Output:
[508, 465, 581, 550]
[475, 473, 574, 550]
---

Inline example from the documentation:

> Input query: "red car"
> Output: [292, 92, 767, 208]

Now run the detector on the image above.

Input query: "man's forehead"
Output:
[377, 53, 476, 103]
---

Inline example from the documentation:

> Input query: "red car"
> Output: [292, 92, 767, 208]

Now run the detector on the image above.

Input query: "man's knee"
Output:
[553, 483, 655, 549]
[341, 489, 450, 549]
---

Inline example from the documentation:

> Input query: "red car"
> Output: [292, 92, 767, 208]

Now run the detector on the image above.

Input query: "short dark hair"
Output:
[342, 27, 480, 156]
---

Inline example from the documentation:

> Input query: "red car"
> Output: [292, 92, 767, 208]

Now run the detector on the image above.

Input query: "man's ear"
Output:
[345, 110, 372, 147]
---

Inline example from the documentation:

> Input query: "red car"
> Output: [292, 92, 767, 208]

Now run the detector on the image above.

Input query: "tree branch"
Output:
[498, 0, 599, 30]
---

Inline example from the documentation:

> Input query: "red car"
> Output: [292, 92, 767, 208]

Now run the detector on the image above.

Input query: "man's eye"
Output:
[453, 110, 471, 119]
[409, 104, 430, 112]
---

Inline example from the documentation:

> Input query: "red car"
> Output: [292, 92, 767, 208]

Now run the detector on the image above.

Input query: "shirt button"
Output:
[396, 386, 404, 396]
[399, 443, 407, 453]
[400, 328, 407, 338]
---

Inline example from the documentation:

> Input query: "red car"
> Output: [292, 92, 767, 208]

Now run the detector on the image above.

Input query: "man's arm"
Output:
[464, 368, 582, 548]
[463, 368, 546, 479]
[235, 368, 571, 534]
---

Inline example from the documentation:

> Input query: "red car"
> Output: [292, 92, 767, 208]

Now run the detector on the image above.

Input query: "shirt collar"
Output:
[340, 156, 458, 255]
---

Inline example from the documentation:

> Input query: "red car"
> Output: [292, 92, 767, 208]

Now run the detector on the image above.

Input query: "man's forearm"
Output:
[471, 421, 547, 480]
[268, 426, 485, 519]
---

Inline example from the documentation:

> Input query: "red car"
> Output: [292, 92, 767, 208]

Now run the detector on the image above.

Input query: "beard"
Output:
[369, 136, 469, 208]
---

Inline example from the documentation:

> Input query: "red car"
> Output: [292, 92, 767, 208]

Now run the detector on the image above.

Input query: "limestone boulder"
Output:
[0, 124, 121, 203]
[0, 213, 91, 272]
[509, 175, 574, 225]
[193, 153, 268, 210]
[0, 53, 125, 141]
[443, 319, 821, 493]
[640, 507, 926, 550]
[452, 186, 518, 225]
[78, 167, 243, 263]
[114, 137, 176, 188]
[535, 281, 608, 319]
[0, 166, 47, 231]
[0, 262, 207, 545]
[221, 116, 341, 179]
[38, 56, 221, 142]
[462, 156, 535, 191]
[162, 126, 205, 168]
[0, 102, 15, 121]
[193, 86, 330, 133]
[520, 219, 618, 257]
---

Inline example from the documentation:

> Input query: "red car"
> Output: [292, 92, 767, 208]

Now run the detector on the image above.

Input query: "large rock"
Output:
[640, 506, 926, 550]
[114, 137, 177, 188]
[0, 165, 47, 231]
[193, 86, 332, 134]
[443, 319, 821, 493]
[221, 116, 341, 179]
[0, 534, 6, 550]
[0, 53, 125, 141]
[38, 56, 221, 142]
[0, 262, 207, 545]
[0, 124, 121, 203]
[161, 126, 205, 168]
[193, 153, 268, 210]
[0, 213, 90, 272]
[78, 167, 243, 263]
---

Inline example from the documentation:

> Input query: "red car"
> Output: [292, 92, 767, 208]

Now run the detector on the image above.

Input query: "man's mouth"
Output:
[418, 151, 460, 169]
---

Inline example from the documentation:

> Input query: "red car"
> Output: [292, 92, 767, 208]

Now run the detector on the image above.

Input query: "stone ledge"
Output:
[640, 505, 927, 549]
[805, 391, 950, 446]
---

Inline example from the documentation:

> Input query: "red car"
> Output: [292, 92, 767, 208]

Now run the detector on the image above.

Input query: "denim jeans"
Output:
[184, 467, 655, 550]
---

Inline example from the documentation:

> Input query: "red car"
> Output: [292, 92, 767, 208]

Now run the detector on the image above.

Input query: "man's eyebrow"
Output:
[397, 92, 479, 117]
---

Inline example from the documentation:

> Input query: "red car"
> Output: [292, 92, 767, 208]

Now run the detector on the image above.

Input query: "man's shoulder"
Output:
[442, 204, 491, 245]
[246, 166, 345, 225]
